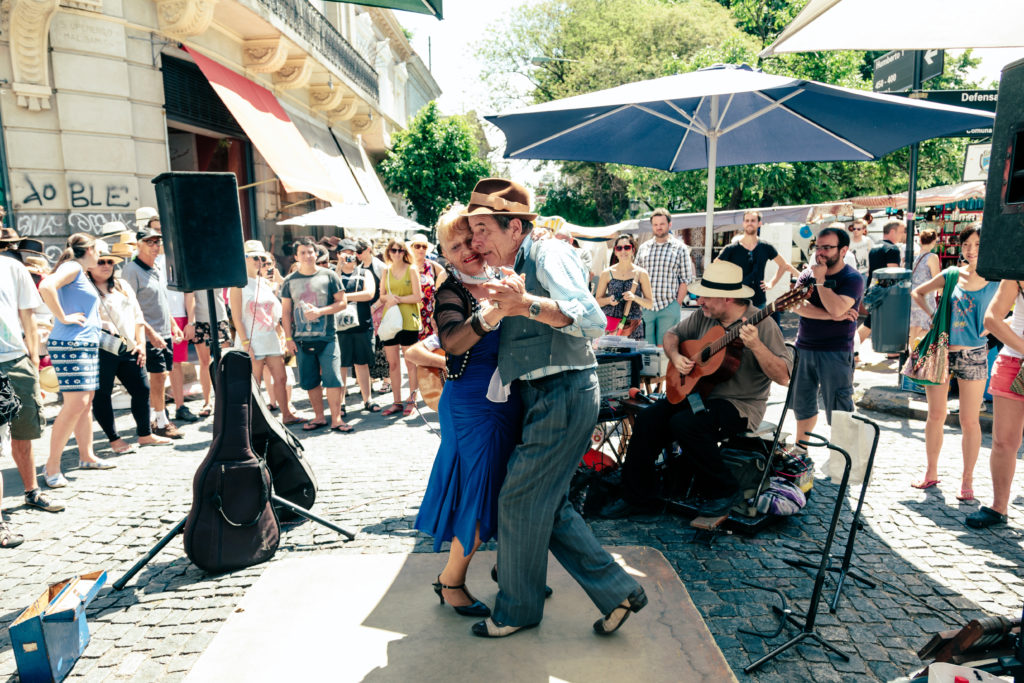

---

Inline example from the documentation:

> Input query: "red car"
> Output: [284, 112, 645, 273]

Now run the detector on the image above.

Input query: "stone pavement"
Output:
[1, 330, 1023, 682]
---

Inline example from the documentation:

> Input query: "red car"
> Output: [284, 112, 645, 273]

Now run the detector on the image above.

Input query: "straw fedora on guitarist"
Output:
[600, 261, 793, 520]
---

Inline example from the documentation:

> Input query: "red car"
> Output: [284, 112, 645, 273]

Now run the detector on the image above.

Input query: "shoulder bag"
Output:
[91, 280, 131, 357]
[377, 268, 404, 342]
[901, 267, 960, 386]
[334, 270, 362, 332]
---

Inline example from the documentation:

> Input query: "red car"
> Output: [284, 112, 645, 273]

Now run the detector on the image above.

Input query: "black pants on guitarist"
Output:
[600, 397, 746, 519]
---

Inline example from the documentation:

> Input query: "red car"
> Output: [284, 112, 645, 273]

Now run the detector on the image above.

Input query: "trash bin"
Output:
[869, 267, 911, 354]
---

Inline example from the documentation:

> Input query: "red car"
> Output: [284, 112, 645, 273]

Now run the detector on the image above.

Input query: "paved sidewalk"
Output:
[1, 331, 1022, 681]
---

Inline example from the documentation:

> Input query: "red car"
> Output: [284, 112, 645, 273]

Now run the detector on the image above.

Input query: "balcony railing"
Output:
[255, 0, 379, 102]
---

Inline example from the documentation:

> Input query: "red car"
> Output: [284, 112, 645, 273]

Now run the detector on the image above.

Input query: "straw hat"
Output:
[117, 231, 138, 247]
[39, 365, 58, 394]
[688, 261, 755, 299]
[0, 227, 22, 243]
[108, 241, 134, 261]
[95, 239, 123, 265]
[135, 207, 158, 230]
[22, 255, 50, 276]
[408, 233, 434, 252]
[99, 221, 130, 239]
[243, 240, 269, 258]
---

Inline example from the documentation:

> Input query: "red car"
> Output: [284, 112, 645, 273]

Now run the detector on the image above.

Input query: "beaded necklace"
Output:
[441, 264, 481, 381]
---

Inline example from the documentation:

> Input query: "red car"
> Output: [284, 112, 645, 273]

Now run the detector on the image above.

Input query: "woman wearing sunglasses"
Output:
[595, 234, 653, 340]
[409, 233, 444, 341]
[230, 240, 306, 426]
[87, 241, 170, 454]
[380, 239, 423, 417]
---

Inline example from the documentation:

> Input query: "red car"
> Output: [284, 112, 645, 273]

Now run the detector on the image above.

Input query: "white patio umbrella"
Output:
[761, 0, 1024, 56]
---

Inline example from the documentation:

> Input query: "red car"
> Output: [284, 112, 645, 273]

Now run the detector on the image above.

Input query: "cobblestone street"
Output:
[2, 351, 1023, 681]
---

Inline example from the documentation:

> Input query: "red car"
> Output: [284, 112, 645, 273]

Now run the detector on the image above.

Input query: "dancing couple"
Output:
[414, 179, 646, 638]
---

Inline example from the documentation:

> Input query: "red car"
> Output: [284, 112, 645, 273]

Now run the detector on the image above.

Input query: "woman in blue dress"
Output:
[415, 205, 521, 617]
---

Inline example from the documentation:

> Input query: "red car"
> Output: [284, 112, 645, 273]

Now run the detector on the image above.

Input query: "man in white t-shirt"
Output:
[0, 257, 64, 549]
[846, 219, 874, 277]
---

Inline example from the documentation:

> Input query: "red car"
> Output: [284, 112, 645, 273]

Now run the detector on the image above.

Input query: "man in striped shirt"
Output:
[635, 208, 694, 346]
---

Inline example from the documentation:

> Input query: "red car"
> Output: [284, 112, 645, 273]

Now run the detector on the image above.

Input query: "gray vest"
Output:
[498, 238, 597, 384]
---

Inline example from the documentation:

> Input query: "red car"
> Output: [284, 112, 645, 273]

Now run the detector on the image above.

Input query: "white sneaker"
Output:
[44, 472, 69, 488]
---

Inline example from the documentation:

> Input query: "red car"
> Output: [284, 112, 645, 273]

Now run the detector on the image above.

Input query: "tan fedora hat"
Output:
[22, 254, 50, 276]
[39, 365, 58, 394]
[243, 239, 269, 258]
[688, 261, 755, 299]
[0, 227, 22, 243]
[461, 178, 538, 221]
[108, 241, 134, 261]
[94, 239, 123, 265]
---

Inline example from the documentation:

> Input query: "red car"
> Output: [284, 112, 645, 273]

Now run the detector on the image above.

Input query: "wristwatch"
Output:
[528, 300, 542, 319]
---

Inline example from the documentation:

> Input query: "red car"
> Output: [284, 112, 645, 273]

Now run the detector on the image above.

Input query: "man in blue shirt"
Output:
[466, 178, 646, 639]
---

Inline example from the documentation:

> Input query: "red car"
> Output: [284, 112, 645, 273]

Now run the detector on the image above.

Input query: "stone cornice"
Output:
[243, 36, 288, 73]
[272, 56, 312, 89]
[153, 0, 217, 37]
[309, 84, 345, 111]
[365, 6, 410, 62]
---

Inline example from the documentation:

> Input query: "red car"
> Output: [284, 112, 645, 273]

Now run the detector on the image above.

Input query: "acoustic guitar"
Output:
[665, 284, 812, 404]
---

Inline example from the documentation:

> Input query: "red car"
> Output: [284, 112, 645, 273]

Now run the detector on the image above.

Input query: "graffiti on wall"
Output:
[18, 174, 137, 211]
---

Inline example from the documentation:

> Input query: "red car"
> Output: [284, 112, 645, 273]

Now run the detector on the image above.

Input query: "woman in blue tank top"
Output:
[38, 233, 114, 489]
[910, 225, 997, 502]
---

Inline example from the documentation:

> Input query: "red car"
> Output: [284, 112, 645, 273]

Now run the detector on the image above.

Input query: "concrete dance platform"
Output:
[186, 546, 735, 682]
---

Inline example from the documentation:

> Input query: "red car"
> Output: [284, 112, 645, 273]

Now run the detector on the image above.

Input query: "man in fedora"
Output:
[466, 177, 646, 638]
[600, 261, 792, 520]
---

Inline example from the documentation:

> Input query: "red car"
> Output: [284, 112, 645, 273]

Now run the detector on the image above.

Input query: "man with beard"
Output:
[716, 210, 800, 309]
[635, 208, 693, 346]
[792, 226, 864, 449]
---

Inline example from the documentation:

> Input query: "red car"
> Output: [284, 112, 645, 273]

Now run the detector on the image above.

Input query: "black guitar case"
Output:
[248, 377, 318, 521]
[183, 351, 280, 573]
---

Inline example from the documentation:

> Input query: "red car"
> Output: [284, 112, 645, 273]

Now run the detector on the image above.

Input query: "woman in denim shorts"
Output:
[910, 226, 997, 501]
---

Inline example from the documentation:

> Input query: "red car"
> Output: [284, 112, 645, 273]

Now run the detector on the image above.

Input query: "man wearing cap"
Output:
[0, 247, 64, 548]
[466, 177, 646, 638]
[635, 208, 695, 346]
[121, 223, 186, 439]
[600, 261, 792, 520]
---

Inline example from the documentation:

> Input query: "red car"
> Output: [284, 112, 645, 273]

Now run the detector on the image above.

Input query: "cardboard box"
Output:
[10, 570, 107, 683]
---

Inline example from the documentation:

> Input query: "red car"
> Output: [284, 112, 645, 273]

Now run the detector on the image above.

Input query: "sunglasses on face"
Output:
[411, 244, 428, 250]
[817, 245, 840, 251]
[141, 239, 161, 246]
[97, 259, 117, 266]
[248, 255, 268, 263]
[614, 244, 633, 252]
[389, 248, 405, 254]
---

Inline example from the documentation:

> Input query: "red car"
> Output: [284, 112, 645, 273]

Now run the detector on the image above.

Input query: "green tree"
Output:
[378, 101, 492, 234]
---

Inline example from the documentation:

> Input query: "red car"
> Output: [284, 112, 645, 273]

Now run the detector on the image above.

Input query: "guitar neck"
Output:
[703, 302, 774, 358]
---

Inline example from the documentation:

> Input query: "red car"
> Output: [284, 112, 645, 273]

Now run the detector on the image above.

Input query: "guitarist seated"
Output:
[600, 262, 793, 519]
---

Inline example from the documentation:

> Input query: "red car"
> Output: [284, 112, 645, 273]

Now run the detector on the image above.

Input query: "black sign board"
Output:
[906, 90, 997, 138]
[873, 49, 944, 93]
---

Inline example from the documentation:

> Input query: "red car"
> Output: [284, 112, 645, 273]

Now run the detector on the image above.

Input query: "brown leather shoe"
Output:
[151, 421, 183, 440]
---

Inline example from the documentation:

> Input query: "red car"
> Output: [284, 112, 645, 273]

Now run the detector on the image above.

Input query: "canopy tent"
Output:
[278, 203, 426, 236]
[761, 0, 1024, 56]
[323, 0, 441, 18]
[846, 182, 986, 210]
[486, 64, 993, 267]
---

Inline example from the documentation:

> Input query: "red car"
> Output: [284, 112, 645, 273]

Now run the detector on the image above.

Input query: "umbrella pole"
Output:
[703, 96, 719, 269]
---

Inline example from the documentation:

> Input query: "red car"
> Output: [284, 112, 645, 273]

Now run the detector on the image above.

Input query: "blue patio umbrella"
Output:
[486, 64, 994, 265]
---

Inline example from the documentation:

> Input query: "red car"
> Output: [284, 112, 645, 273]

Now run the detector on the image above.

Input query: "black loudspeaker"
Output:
[152, 172, 248, 292]
[978, 57, 1024, 281]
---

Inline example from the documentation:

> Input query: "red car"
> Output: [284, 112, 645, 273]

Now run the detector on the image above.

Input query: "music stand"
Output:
[780, 414, 880, 612]
[113, 292, 354, 590]
[742, 432, 853, 674]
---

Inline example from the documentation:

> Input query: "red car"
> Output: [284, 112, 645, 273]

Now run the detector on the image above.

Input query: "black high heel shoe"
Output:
[433, 575, 491, 617]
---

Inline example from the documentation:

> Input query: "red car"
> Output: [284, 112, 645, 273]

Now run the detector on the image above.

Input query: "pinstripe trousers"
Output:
[492, 368, 641, 626]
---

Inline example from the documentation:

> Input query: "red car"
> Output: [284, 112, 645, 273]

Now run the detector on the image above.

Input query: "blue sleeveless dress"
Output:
[415, 329, 521, 554]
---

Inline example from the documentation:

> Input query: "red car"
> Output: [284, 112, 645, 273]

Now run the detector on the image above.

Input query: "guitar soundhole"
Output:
[701, 348, 710, 363]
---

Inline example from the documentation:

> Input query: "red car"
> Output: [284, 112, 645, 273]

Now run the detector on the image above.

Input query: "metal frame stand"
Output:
[743, 433, 853, 674]
[782, 415, 881, 612]
[113, 293, 355, 591]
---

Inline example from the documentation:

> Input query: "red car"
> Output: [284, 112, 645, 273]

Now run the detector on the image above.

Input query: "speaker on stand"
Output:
[978, 57, 1024, 281]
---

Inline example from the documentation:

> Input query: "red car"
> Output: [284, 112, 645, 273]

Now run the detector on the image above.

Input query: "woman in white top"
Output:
[972, 279, 1024, 528]
[87, 241, 170, 452]
[230, 241, 307, 426]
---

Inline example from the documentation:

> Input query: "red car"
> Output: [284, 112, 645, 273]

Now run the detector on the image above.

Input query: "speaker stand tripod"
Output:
[113, 292, 354, 591]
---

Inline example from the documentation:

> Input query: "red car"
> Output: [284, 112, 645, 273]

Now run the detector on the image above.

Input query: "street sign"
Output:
[873, 49, 944, 93]
[962, 143, 991, 182]
[907, 90, 997, 137]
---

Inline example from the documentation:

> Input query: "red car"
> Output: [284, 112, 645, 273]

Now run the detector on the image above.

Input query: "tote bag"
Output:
[377, 268, 404, 341]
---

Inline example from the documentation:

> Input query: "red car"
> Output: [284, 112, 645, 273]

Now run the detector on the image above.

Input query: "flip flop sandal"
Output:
[364, 402, 381, 413]
[198, 404, 213, 418]
[911, 479, 941, 490]
[381, 403, 403, 416]
[331, 423, 355, 433]
[79, 460, 116, 470]
[302, 421, 329, 431]
[282, 417, 309, 425]
[957, 489, 976, 502]
[339, 405, 347, 417]
[402, 400, 417, 417]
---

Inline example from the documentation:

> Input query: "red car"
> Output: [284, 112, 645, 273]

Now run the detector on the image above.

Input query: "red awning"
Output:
[185, 48, 343, 203]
